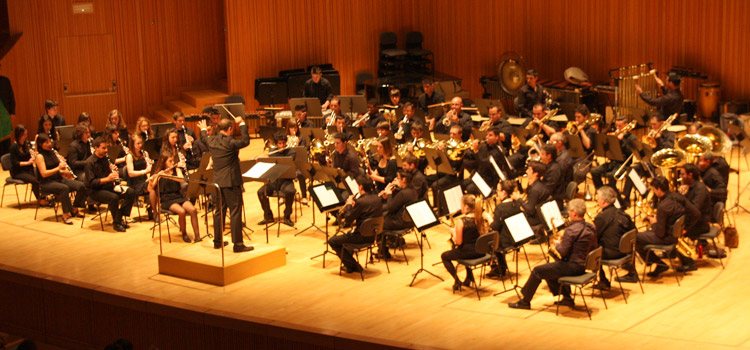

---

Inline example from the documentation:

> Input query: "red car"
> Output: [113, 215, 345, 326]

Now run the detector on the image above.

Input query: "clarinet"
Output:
[88, 137, 95, 155]
[182, 126, 193, 151]
[106, 154, 128, 193]
[52, 149, 76, 179]
[119, 137, 132, 156]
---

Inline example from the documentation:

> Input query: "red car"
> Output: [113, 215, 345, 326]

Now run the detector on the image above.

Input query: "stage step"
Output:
[152, 108, 173, 122]
[180, 89, 229, 110]
[166, 99, 200, 115]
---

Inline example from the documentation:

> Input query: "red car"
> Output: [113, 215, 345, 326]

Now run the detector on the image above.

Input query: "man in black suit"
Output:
[379, 170, 418, 258]
[84, 137, 136, 233]
[519, 161, 549, 228]
[593, 186, 636, 287]
[197, 117, 253, 253]
[303, 66, 333, 110]
[698, 152, 728, 206]
[67, 123, 93, 181]
[256, 133, 296, 227]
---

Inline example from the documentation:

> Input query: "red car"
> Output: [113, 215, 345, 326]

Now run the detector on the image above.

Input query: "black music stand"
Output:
[257, 81, 288, 107]
[406, 200, 444, 286]
[423, 148, 455, 176]
[143, 139, 160, 160]
[289, 98, 323, 117]
[494, 212, 536, 298]
[470, 172, 493, 199]
[243, 160, 292, 243]
[337, 95, 368, 116]
[259, 126, 283, 143]
[727, 124, 750, 213]
[308, 182, 345, 268]
[361, 127, 378, 139]
[152, 122, 174, 139]
[186, 155, 215, 240]
[214, 103, 246, 120]
[566, 135, 586, 159]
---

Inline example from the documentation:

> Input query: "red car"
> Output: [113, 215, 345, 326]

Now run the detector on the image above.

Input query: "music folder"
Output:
[310, 182, 345, 213]
[504, 212, 535, 246]
[539, 200, 565, 232]
[406, 200, 440, 231]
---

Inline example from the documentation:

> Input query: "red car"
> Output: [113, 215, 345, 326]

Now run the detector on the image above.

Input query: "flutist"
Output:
[84, 137, 136, 232]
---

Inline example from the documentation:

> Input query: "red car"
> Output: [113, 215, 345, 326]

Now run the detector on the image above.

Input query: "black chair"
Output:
[225, 94, 245, 105]
[601, 229, 644, 303]
[32, 168, 63, 223]
[378, 32, 407, 77]
[697, 202, 726, 268]
[338, 216, 385, 281]
[379, 227, 411, 270]
[81, 196, 108, 230]
[355, 71, 374, 96]
[405, 31, 433, 74]
[456, 231, 499, 300]
[1, 154, 29, 209]
[642, 216, 685, 286]
[265, 189, 300, 238]
[557, 246, 607, 320]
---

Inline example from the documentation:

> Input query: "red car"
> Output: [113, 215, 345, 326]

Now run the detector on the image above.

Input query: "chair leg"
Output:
[98, 205, 105, 231]
[712, 237, 725, 268]
[611, 266, 627, 304]
[666, 254, 681, 286]
[579, 286, 591, 320]
[14, 184, 22, 209]
[1, 184, 6, 208]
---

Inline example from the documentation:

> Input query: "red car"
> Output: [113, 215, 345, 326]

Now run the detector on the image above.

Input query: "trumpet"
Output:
[395, 116, 408, 140]
[442, 110, 457, 127]
[351, 112, 370, 128]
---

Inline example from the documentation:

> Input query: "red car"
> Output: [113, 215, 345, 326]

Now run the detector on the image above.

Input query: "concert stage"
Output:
[0, 144, 749, 350]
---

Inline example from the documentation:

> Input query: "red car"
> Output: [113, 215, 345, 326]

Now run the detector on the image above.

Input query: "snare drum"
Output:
[699, 82, 721, 119]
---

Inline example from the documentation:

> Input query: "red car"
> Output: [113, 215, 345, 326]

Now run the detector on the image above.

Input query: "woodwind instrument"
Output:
[26, 141, 37, 163]
[182, 126, 193, 151]
[547, 217, 569, 261]
[106, 154, 129, 193]
[88, 137, 95, 155]
[119, 137, 132, 157]
[143, 149, 154, 166]
[52, 149, 76, 179]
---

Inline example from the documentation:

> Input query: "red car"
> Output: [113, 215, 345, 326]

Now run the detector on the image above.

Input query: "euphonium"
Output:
[566, 113, 601, 135]
[309, 138, 326, 159]
[697, 126, 732, 155]
[526, 108, 559, 132]
[608, 120, 637, 137]
[642, 112, 678, 149]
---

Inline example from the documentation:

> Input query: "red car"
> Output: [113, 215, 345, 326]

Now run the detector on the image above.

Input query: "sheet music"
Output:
[344, 176, 359, 195]
[243, 162, 274, 178]
[504, 212, 535, 243]
[540, 200, 564, 231]
[471, 172, 492, 198]
[629, 168, 648, 195]
[489, 155, 506, 181]
[614, 198, 622, 209]
[313, 186, 339, 207]
[406, 201, 438, 229]
[444, 185, 463, 215]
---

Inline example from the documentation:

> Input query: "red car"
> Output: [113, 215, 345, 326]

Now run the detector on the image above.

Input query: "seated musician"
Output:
[636, 73, 684, 118]
[332, 115, 354, 142]
[134, 116, 154, 141]
[393, 102, 421, 144]
[380, 170, 419, 257]
[400, 154, 428, 200]
[697, 152, 728, 206]
[34, 133, 86, 225]
[442, 194, 493, 292]
[172, 112, 199, 170]
[107, 109, 129, 141]
[516, 69, 546, 119]
[160, 128, 188, 176]
[706, 151, 730, 185]
[9, 125, 45, 206]
[152, 152, 200, 243]
[567, 105, 598, 184]
[486, 105, 513, 150]
[329, 175, 383, 274]
[678, 164, 712, 249]
[404, 120, 429, 172]
[417, 78, 445, 114]
[257, 132, 296, 227]
[294, 105, 315, 129]
[37, 117, 58, 146]
[324, 97, 350, 127]
[591, 116, 636, 196]
[126, 134, 153, 217]
[462, 127, 506, 196]
[363, 98, 385, 129]
[540, 144, 564, 209]
[104, 124, 128, 176]
[636, 176, 700, 277]
[37, 99, 66, 134]
[435, 97, 471, 141]
[508, 104, 556, 172]
[67, 123, 93, 182]
[286, 118, 309, 204]
[594, 186, 636, 288]
[487, 180, 523, 278]
[303, 66, 333, 110]
[388, 88, 403, 108]
[430, 125, 464, 215]
[622, 114, 676, 204]
[376, 121, 392, 140]
[517, 160, 549, 228]
[366, 138, 398, 193]
[509, 198, 596, 310]
[77, 112, 92, 132]
[85, 137, 136, 232]
[332, 132, 361, 178]
[550, 133, 574, 184]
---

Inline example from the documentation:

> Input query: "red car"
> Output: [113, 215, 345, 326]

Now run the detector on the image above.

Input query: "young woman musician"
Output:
[9, 125, 45, 205]
[160, 128, 187, 173]
[126, 134, 153, 204]
[107, 109, 129, 142]
[104, 124, 128, 168]
[367, 137, 398, 192]
[134, 116, 154, 141]
[441, 194, 492, 292]
[150, 151, 199, 243]
[34, 133, 86, 224]
[37, 117, 58, 146]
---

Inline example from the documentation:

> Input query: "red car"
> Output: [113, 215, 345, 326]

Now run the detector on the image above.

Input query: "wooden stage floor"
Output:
[1, 142, 750, 350]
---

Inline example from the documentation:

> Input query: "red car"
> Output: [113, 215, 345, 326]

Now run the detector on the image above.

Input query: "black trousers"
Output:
[599, 247, 627, 283]
[520, 260, 584, 303]
[258, 180, 295, 220]
[329, 232, 374, 269]
[90, 187, 136, 225]
[214, 185, 244, 245]
[441, 246, 483, 283]
[636, 230, 694, 266]
[13, 172, 41, 199]
[591, 162, 621, 191]
[40, 178, 85, 214]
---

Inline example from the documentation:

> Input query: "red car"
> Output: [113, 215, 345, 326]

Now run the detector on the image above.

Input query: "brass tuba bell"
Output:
[697, 125, 733, 156]
[676, 134, 713, 164]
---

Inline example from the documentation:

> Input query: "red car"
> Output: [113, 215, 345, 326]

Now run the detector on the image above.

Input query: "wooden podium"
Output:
[158, 243, 286, 286]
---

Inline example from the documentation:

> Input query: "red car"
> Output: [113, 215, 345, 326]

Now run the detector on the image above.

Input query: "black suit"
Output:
[543, 161, 564, 209]
[684, 180, 712, 239]
[636, 191, 699, 266]
[383, 186, 417, 230]
[701, 167, 727, 205]
[594, 205, 636, 280]
[84, 154, 136, 226]
[257, 148, 297, 220]
[201, 123, 250, 245]
[522, 180, 550, 227]
[329, 192, 383, 270]
[67, 139, 92, 181]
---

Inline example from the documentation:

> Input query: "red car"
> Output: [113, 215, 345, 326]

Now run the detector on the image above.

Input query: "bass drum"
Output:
[497, 51, 526, 95]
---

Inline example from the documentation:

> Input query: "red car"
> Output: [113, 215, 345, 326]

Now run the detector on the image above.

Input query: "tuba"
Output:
[697, 126, 732, 156]
[650, 148, 686, 189]
[676, 134, 712, 164]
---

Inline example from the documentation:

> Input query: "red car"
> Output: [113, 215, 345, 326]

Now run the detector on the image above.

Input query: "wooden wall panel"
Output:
[226, 0, 750, 112]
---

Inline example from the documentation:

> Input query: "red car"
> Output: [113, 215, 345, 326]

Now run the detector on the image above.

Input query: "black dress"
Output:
[159, 170, 188, 210]
[128, 155, 148, 195]
[374, 157, 398, 192]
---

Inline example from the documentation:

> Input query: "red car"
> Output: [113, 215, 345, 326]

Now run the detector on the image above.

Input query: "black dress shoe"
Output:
[182, 233, 192, 243]
[281, 218, 294, 227]
[647, 263, 669, 278]
[257, 218, 274, 225]
[462, 278, 474, 287]
[554, 297, 575, 308]
[113, 223, 126, 232]
[72, 211, 85, 218]
[233, 244, 255, 253]
[509, 300, 531, 309]
[594, 281, 611, 291]
[676, 262, 698, 272]
[213, 241, 229, 249]
[616, 273, 639, 283]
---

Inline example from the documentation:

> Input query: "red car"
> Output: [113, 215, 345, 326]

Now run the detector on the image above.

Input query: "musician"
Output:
[591, 116, 636, 193]
[550, 133, 574, 184]
[367, 138, 398, 193]
[401, 154, 428, 200]
[507, 104, 556, 172]
[540, 144, 564, 209]
[107, 109, 129, 142]
[487, 180, 523, 278]
[0, 70, 15, 128]
[568, 105, 597, 151]
[332, 132, 361, 179]
[37, 117, 58, 145]
[636, 73, 684, 119]
[622, 114, 675, 204]
[463, 127, 505, 196]
[37, 99, 66, 135]
[594, 186, 636, 287]
[363, 98, 384, 129]
[303, 66, 333, 110]
[9, 125, 45, 206]
[34, 133, 85, 225]
[517, 160, 549, 227]
[84, 137, 136, 232]
[256, 132, 296, 227]
[325, 98, 351, 127]
[524, 103, 557, 137]
[172, 112, 197, 166]
[329, 175, 383, 273]
[160, 128, 187, 173]
[104, 124, 128, 169]
[430, 125, 464, 215]
[516, 69, 546, 119]
[67, 123, 93, 181]
[697, 152, 728, 205]
[509, 198, 596, 310]
[393, 102, 421, 144]
[198, 117, 253, 252]
[704, 151, 730, 185]
[417, 78, 445, 113]
[152, 152, 201, 243]
[294, 105, 315, 129]
[487, 105, 513, 150]
[388, 88, 403, 108]
[678, 164, 711, 244]
[442, 195, 492, 291]
[77, 112, 92, 131]
[636, 176, 700, 277]
[125, 134, 153, 204]
[134, 116, 154, 141]
[435, 97, 471, 141]
[380, 170, 418, 258]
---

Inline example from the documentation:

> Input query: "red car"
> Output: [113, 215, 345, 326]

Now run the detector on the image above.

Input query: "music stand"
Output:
[242, 161, 292, 243]
[442, 184, 463, 225]
[406, 200, 444, 286]
[361, 127, 378, 139]
[470, 172, 493, 199]
[257, 81, 288, 107]
[307, 182, 345, 268]
[345, 127, 362, 140]
[289, 98, 323, 117]
[494, 212, 535, 298]
[337, 95, 368, 116]
[566, 134, 586, 159]
[423, 148, 454, 175]
[143, 139, 160, 160]
[727, 123, 750, 213]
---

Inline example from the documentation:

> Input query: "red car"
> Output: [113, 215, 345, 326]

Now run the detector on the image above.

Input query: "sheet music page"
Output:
[471, 172, 492, 198]
[614, 198, 622, 209]
[243, 162, 274, 178]
[406, 201, 437, 229]
[489, 155, 506, 181]
[313, 186, 339, 207]
[504, 212, 534, 243]
[444, 185, 463, 215]
[540, 200, 564, 230]
[344, 176, 359, 195]
[629, 168, 648, 195]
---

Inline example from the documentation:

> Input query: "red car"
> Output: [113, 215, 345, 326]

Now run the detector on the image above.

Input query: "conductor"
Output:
[197, 117, 254, 253]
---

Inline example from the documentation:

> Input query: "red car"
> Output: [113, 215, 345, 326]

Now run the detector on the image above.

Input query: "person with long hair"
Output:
[134, 116, 153, 141]
[37, 117, 58, 146]
[104, 124, 127, 168]
[107, 109, 129, 140]
[150, 151, 200, 243]
[34, 133, 85, 224]
[367, 137, 397, 193]
[126, 134, 153, 215]
[441, 194, 492, 292]
[9, 125, 45, 205]
[160, 128, 187, 173]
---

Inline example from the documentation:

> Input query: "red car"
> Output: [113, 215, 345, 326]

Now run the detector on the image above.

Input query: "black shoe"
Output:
[676, 262, 698, 273]
[594, 281, 611, 291]
[462, 278, 474, 287]
[452, 281, 462, 293]
[331, 219, 339, 226]
[647, 264, 669, 278]
[213, 241, 229, 249]
[113, 223, 126, 232]
[72, 211, 85, 218]
[616, 273, 639, 283]
[233, 244, 255, 253]
[281, 218, 294, 227]
[257, 218, 274, 225]
[376, 250, 392, 259]
[509, 300, 531, 309]
[182, 233, 191, 243]
[487, 267, 507, 279]
[554, 297, 575, 308]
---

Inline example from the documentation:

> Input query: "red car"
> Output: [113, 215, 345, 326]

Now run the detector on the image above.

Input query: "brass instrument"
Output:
[636, 189, 656, 221]
[614, 153, 635, 181]
[676, 134, 712, 163]
[526, 108, 559, 132]
[547, 217, 569, 261]
[263, 139, 278, 153]
[309, 138, 326, 160]
[445, 138, 472, 161]
[607, 120, 637, 137]
[696, 126, 732, 155]
[395, 116, 408, 140]
[479, 120, 492, 132]
[525, 134, 543, 165]
[677, 237, 697, 259]
[356, 137, 378, 157]
[565, 113, 601, 135]
[379, 108, 397, 123]
[442, 110, 455, 127]
[52, 149, 76, 179]
[642, 113, 678, 149]
[397, 138, 428, 158]
[511, 134, 521, 151]
[287, 135, 299, 148]
[351, 112, 370, 128]
[650, 148, 686, 189]
[323, 132, 335, 147]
